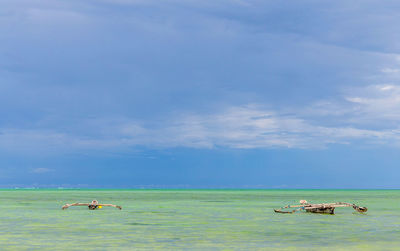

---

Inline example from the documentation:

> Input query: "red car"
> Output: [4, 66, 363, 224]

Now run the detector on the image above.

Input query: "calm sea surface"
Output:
[0, 189, 399, 250]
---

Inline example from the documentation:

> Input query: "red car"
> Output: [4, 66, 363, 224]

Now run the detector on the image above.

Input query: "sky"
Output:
[1, 0, 400, 188]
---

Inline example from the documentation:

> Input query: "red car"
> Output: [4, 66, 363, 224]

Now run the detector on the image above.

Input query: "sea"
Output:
[0, 189, 399, 250]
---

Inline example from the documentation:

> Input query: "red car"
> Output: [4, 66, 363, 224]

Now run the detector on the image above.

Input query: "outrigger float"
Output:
[274, 200, 367, 214]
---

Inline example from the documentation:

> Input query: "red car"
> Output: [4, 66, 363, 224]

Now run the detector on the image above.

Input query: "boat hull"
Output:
[305, 207, 335, 214]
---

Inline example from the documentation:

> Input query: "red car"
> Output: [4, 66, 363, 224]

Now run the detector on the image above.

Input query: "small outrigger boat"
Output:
[274, 200, 367, 214]
[61, 200, 122, 210]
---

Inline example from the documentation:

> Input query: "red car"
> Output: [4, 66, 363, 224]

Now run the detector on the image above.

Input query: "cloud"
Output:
[138, 105, 400, 149]
[382, 68, 400, 74]
[31, 168, 54, 174]
[1, 0, 400, 155]
[2, 103, 400, 154]
[2, 50, 400, 153]
[343, 84, 400, 122]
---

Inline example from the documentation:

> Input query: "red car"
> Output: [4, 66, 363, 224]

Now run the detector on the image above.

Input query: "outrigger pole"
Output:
[274, 201, 367, 214]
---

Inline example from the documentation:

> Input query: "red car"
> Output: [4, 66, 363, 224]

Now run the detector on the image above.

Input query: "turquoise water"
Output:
[0, 189, 399, 250]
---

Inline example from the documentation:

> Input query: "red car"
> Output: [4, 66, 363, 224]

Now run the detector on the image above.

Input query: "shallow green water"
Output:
[0, 189, 399, 250]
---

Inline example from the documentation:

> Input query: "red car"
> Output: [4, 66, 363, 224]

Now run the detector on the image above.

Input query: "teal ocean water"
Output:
[0, 189, 399, 250]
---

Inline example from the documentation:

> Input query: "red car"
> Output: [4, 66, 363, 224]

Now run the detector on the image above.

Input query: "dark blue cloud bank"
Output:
[1, 0, 400, 188]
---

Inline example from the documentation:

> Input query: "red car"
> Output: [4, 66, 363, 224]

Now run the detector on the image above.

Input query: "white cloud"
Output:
[343, 84, 400, 122]
[346, 97, 367, 104]
[31, 168, 53, 174]
[3, 103, 400, 154]
[382, 68, 400, 73]
[379, 85, 396, 91]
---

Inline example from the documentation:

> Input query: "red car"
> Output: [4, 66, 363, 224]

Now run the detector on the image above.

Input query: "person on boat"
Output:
[61, 200, 122, 210]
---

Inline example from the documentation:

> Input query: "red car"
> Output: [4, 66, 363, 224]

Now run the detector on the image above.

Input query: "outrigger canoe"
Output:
[274, 201, 367, 214]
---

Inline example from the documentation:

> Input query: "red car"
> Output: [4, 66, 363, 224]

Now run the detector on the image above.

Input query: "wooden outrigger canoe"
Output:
[274, 201, 367, 214]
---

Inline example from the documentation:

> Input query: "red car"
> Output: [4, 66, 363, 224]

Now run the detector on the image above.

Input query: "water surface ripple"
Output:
[0, 189, 398, 250]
